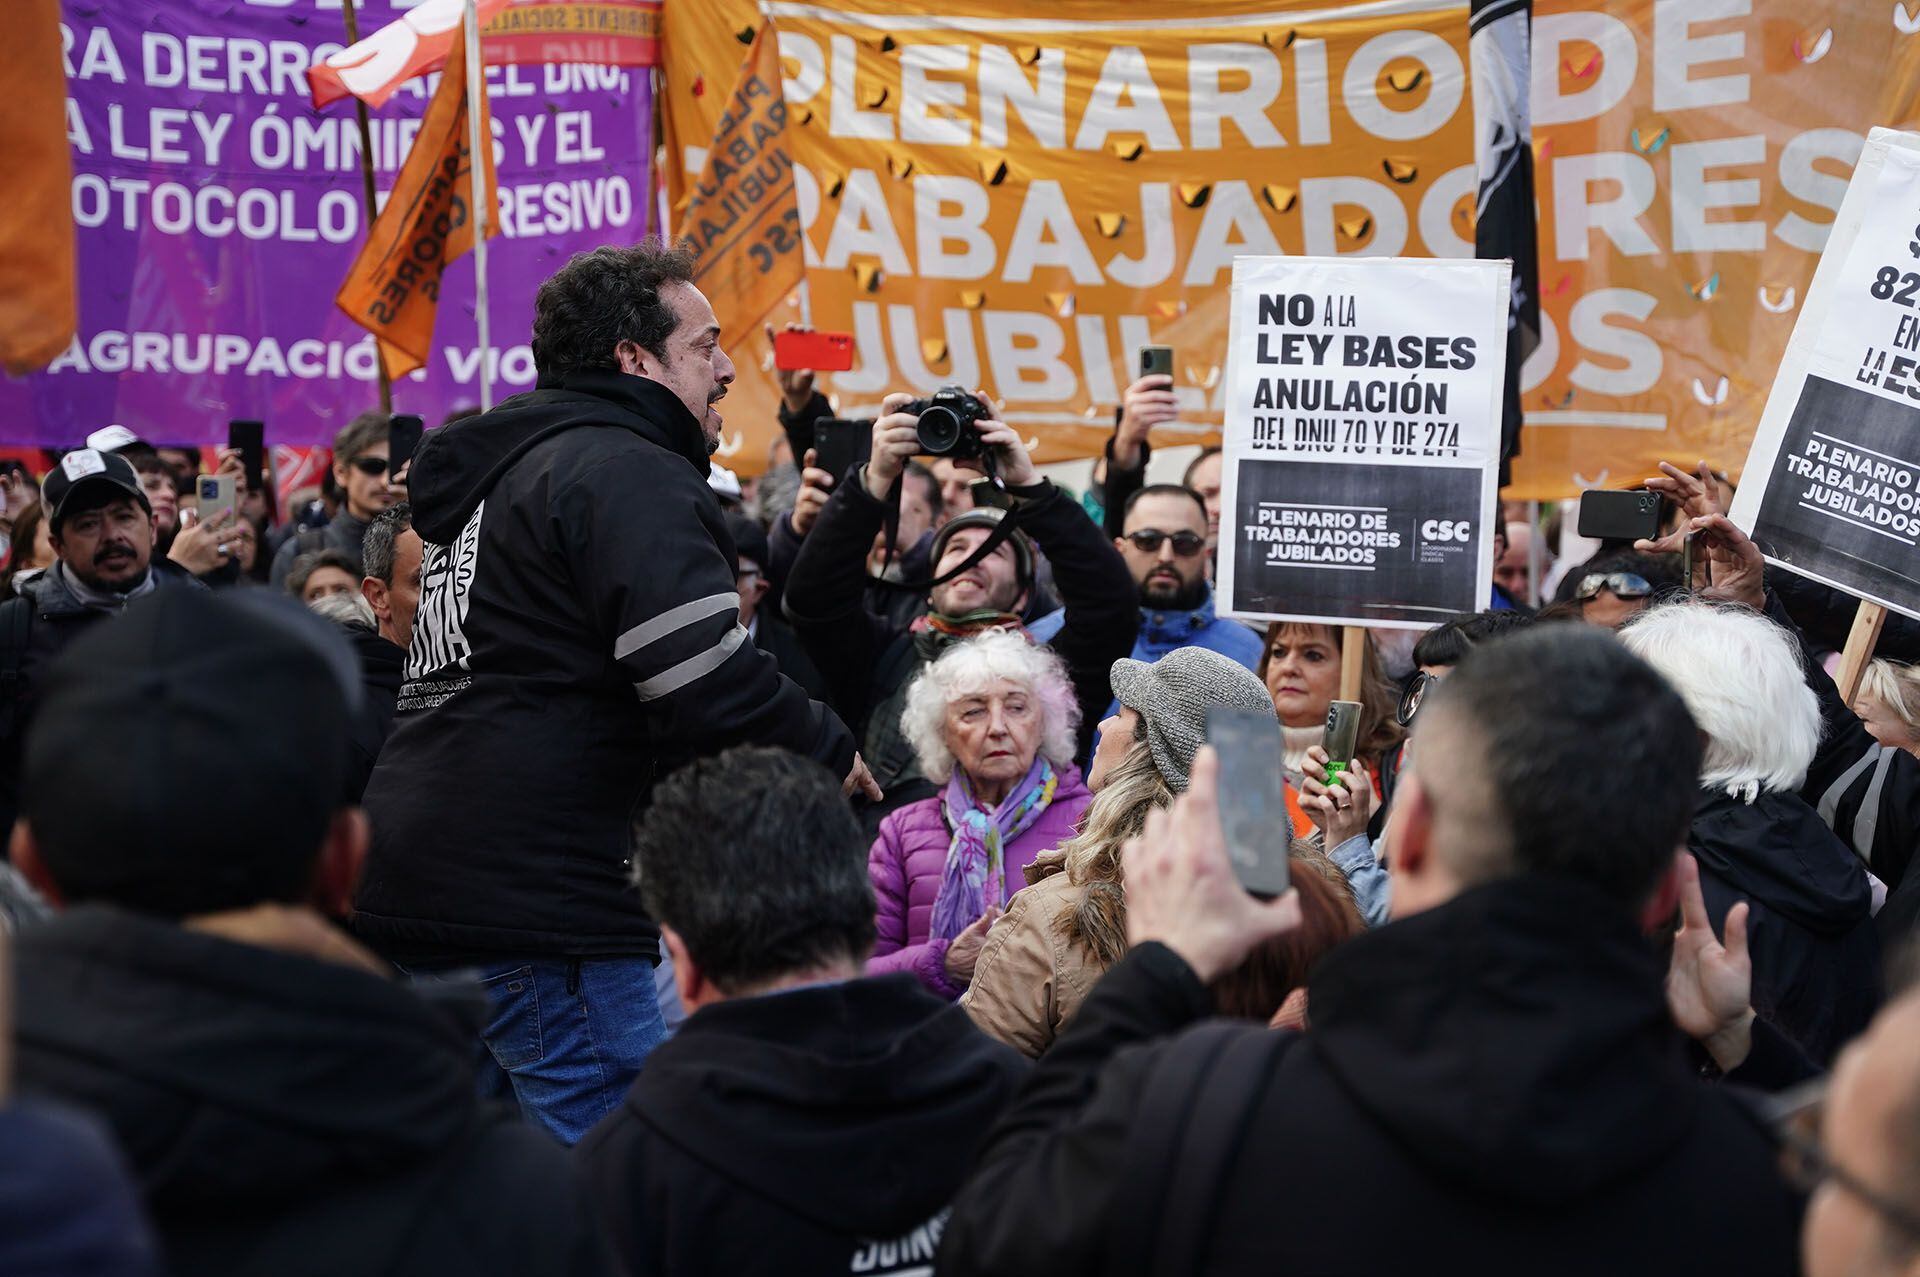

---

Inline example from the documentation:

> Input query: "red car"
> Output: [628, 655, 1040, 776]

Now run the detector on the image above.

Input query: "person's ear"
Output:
[310, 809, 369, 919]
[1113, 536, 1129, 555]
[1639, 852, 1685, 936]
[362, 576, 392, 625]
[10, 821, 64, 908]
[662, 925, 713, 1013]
[1389, 772, 1434, 882]
[615, 340, 652, 377]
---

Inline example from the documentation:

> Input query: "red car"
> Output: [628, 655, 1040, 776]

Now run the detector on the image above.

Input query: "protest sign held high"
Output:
[1732, 127, 1920, 625]
[1217, 255, 1509, 628]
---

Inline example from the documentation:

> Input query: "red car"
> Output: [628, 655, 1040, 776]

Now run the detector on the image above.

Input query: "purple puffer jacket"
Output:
[868, 765, 1093, 999]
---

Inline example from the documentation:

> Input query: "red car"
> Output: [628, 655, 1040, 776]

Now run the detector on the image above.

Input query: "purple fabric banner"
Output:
[1, 0, 654, 448]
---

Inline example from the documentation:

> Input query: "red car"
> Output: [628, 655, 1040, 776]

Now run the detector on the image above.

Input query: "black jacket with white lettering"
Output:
[355, 369, 857, 961]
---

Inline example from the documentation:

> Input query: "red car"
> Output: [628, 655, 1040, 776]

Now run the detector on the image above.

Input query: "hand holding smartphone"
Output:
[1322, 701, 1362, 786]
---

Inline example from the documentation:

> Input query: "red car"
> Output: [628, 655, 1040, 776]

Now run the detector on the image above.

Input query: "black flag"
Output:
[1471, 0, 1540, 486]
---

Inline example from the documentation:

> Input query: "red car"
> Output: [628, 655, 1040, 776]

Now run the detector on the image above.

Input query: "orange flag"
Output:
[675, 22, 801, 350]
[309, 0, 512, 110]
[0, 0, 76, 375]
[336, 25, 499, 381]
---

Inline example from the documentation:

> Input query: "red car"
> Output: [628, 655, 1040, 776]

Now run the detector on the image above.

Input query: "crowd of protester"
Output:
[5, 239, 1920, 1276]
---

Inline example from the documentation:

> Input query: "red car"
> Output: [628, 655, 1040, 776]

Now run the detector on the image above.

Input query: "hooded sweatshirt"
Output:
[576, 974, 1026, 1276]
[939, 874, 1802, 1277]
[356, 369, 856, 960]
[12, 907, 614, 1277]
[1689, 787, 1881, 1064]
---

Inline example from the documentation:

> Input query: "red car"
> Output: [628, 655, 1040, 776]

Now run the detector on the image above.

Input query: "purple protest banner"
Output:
[0, 0, 653, 448]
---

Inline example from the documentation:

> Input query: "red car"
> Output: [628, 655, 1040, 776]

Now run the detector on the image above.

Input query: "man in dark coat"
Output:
[357, 242, 872, 1145]
[576, 747, 1025, 1276]
[10, 588, 614, 1277]
[939, 627, 1802, 1277]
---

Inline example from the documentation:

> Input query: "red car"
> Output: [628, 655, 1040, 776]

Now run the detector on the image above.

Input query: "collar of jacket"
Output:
[1139, 585, 1219, 640]
[537, 366, 712, 473]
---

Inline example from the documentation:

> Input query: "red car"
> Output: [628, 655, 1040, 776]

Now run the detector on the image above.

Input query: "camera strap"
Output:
[867, 486, 1027, 596]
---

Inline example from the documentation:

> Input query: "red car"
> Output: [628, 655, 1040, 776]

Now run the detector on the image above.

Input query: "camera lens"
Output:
[916, 404, 963, 455]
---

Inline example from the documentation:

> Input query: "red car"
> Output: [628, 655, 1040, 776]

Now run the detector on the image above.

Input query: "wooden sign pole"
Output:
[1340, 625, 1366, 701]
[1835, 601, 1888, 705]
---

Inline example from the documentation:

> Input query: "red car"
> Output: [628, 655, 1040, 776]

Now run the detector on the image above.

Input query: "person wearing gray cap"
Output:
[961, 646, 1277, 1057]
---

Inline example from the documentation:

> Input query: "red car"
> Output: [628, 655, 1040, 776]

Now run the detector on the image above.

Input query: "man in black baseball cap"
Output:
[0, 447, 205, 841]
[6, 587, 616, 1277]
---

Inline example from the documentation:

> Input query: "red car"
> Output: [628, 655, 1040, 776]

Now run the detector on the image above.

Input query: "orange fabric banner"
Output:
[335, 29, 500, 381]
[0, 0, 76, 376]
[311, 0, 512, 110]
[1512, 2, 1920, 499]
[676, 24, 804, 351]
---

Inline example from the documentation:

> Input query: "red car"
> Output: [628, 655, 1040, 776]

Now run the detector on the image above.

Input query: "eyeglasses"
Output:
[1574, 572, 1653, 602]
[1397, 670, 1439, 727]
[1770, 1080, 1920, 1239]
[1125, 529, 1206, 556]
[736, 567, 763, 584]
[349, 455, 390, 477]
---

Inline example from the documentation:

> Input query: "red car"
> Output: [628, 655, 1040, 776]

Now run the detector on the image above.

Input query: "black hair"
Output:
[361, 501, 413, 586]
[1425, 625, 1702, 908]
[532, 240, 699, 379]
[1411, 608, 1535, 670]
[286, 548, 361, 598]
[634, 746, 875, 991]
[1553, 549, 1683, 605]
[1182, 446, 1222, 488]
[333, 411, 389, 465]
[1122, 482, 1207, 524]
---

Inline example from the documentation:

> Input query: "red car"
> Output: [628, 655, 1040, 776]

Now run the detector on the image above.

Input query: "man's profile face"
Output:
[930, 526, 1023, 616]
[386, 528, 424, 647]
[1803, 996, 1920, 1277]
[53, 496, 155, 592]
[1120, 492, 1209, 609]
[631, 281, 736, 454]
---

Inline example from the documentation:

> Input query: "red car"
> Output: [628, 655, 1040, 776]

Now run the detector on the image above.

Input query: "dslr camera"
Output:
[904, 385, 991, 459]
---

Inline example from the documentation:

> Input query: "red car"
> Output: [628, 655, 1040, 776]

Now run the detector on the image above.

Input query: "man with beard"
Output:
[1033, 485, 1259, 687]
[357, 242, 872, 1145]
[0, 448, 204, 840]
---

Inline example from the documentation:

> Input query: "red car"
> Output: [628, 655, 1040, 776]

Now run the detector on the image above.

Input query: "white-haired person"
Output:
[866, 629, 1092, 998]
[1621, 598, 1880, 1064]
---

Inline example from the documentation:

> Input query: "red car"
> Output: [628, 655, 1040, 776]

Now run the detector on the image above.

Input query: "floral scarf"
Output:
[928, 756, 1058, 942]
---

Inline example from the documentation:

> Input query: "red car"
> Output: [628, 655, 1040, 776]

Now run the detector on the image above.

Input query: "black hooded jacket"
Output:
[343, 622, 403, 800]
[939, 876, 1802, 1277]
[356, 369, 856, 960]
[576, 974, 1026, 1276]
[1690, 787, 1880, 1064]
[11, 907, 614, 1277]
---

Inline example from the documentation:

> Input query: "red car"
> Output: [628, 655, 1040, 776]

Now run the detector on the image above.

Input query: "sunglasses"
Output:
[349, 455, 390, 478]
[1574, 572, 1653, 602]
[1770, 1080, 1920, 1238]
[1125, 528, 1206, 556]
[1397, 670, 1439, 727]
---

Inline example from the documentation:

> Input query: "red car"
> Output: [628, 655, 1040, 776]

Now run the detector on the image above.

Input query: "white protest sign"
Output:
[1731, 128, 1920, 622]
[1216, 256, 1510, 629]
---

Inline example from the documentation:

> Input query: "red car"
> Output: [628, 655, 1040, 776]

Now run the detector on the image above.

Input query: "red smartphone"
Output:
[774, 329, 855, 372]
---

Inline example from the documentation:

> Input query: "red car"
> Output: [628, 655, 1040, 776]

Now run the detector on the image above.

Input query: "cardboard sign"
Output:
[1217, 255, 1509, 628]
[1731, 128, 1920, 623]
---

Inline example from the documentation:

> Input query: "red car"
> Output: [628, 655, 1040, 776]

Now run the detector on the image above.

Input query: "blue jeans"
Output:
[464, 956, 667, 1145]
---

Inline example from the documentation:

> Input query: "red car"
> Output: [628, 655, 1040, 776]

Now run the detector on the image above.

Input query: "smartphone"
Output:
[1577, 489, 1662, 543]
[811, 417, 872, 483]
[775, 329, 856, 372]
[227, 419, 264, 492]
[1140, 345, 1174, 380]
[389, 414, 425, 477]
[970, 478, 1012, 511]
[196, 473, 237, 528]
[1206, 708, 1291, 898]
[1323, 701, 1362, 787]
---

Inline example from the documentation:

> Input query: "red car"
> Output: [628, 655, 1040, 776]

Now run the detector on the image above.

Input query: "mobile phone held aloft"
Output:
[1206, 708, 1291, 898]
[812, 417, 872, 483]
[197, 473, 237, 528]
[1577, 489, 1663, 544]
[1139, 345, 1174, 380]
[389, 415, 425, 476]
[227, 419, 264, 491]
[775, 329, 856, 372]
[1323, 701, 1362, 786]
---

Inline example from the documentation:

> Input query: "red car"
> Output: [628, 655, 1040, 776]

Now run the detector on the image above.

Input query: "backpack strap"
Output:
[1112, 1021, 1296, 1277]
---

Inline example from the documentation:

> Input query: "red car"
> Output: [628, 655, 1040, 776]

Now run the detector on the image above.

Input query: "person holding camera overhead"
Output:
[785, 387, 1137, 827]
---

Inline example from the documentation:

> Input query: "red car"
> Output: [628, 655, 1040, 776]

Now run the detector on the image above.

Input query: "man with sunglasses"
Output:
[269, 412, 397, 589]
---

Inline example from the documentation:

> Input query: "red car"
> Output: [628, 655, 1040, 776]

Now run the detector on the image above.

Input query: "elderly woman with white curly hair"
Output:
[866, 629, 1093, 999]
[1622, 598, 1880, 1064]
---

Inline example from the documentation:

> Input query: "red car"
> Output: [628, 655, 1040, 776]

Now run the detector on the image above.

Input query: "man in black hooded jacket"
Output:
[577, 747, 1025, 1276]
[357, 242, 874, 1145]
[939, 626, 1801, 1277]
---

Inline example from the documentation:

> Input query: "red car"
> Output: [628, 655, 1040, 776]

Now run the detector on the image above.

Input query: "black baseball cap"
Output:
[724, 511, 769, 571]
[42, 448, 150, 533]
[23, 587, 359, 918]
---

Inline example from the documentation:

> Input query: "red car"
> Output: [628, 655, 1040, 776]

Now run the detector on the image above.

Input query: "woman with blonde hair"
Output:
[1855, 658, 1920, 758]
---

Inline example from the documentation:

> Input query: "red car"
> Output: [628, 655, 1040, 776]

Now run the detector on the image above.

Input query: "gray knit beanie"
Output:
[1109, 647, 1276, 792]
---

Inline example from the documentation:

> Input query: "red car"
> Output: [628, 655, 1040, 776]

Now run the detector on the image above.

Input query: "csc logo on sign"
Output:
[1421, 520, 1473, 542]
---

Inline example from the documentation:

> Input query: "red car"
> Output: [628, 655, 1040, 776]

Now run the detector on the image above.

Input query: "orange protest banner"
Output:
[335, 29, 500, 381]
[676, 23, 803, 351]
[0, 0, 76, 375]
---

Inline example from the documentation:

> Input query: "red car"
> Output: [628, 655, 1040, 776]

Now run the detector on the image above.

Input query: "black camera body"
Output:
[905, 385, 991, 458]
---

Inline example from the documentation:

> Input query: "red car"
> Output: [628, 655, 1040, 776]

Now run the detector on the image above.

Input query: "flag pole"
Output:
[341, 0, 392, 414]
[463, 0, 493, 411]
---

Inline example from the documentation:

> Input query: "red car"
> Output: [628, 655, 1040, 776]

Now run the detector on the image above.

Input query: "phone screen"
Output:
[227, 419, 264, 492]
[1206, 709, 1291, 897]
